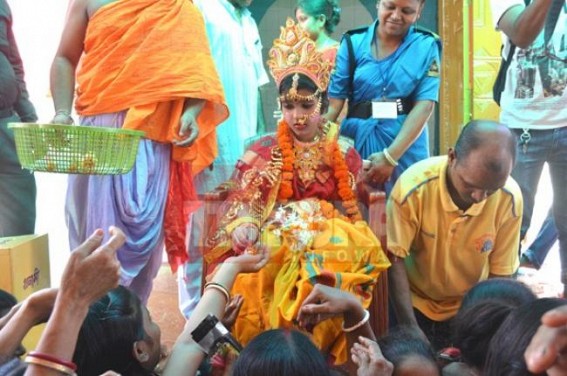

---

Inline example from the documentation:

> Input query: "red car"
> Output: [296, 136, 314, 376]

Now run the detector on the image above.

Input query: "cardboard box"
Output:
[0, 234, 50, 352]
[0, 234, 50, 299]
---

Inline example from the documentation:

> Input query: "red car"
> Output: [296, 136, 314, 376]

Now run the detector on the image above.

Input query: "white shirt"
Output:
[491, 0, 567, 129]
[193, 0, 269, 187]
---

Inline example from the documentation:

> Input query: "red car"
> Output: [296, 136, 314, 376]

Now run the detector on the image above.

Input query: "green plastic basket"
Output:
[8, 123, 145, 175]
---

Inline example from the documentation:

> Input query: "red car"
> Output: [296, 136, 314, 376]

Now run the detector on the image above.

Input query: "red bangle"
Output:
[28, 351, 77, 371]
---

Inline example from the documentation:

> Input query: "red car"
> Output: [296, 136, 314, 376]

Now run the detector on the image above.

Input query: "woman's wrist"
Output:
[382, 148, 399, 167]
[211, 262, 240, 288]
[342, 309, 370, 333]
[342, 297, 366, 328]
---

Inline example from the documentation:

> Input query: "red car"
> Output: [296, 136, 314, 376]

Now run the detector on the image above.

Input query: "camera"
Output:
[191, 314, 243, 356]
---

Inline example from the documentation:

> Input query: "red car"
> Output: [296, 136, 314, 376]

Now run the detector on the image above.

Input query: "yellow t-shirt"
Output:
[387, 156, 522, 321]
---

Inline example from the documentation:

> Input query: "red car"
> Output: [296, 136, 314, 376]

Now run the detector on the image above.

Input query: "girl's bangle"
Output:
[342, 309, 370, 333]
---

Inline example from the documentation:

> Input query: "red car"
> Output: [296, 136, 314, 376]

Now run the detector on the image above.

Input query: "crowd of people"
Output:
[0, 0, 566, 375]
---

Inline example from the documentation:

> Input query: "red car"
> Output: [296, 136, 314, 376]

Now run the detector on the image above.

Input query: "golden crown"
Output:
[267, 18, 333, 92]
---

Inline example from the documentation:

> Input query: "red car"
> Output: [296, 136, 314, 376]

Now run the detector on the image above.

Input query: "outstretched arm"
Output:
[0, 289, 57, 364]
[387, 257, 427, 343]
[364, 100, 434, 185]
[23, 227, 124, 376]
[163, 248, 269, 376]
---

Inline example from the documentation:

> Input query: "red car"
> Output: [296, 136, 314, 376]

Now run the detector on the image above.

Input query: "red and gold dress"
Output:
[205, 121, 390, 364]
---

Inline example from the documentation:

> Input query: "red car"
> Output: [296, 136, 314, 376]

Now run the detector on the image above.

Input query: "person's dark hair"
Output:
[296, 0, 341, 34]
[453, 120, 517, 168]
[73, 286, 152, 376]
[0, 289, 18, 317]
[377, 326, 437, 368]
[452, 300, 515, 371]
[460, 278, 537, 311]
[231, 329, 332, 376]
[484, 298, 567, 376]
[452, 279, 537, 372]
[279, 73, 329, 113]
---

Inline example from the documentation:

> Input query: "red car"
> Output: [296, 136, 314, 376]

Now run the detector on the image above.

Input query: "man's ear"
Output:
[132, 340, 150, 364]
[447, 147, 456, 164]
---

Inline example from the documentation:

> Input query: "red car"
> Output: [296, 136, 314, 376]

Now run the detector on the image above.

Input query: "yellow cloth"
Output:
[232, 201, 390, 364]
[205, 123, 390, 363]
[75, 0, 228, 172]
[387, 156, 522, 321]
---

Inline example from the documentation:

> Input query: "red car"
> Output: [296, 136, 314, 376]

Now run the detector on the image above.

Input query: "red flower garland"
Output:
[276, 120, 362, 223]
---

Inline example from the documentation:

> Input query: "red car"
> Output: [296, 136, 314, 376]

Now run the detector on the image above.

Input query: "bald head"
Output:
[447, 120, 517, 209]
[454, 120, 517, 171]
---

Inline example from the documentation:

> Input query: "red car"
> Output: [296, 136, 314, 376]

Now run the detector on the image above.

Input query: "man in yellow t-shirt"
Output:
[387, 120, 522, 350]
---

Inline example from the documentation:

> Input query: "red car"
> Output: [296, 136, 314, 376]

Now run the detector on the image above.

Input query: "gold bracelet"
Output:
[342, 309, 370, 333]
[25, 355, 77, 376]
[203, 281, 230, 303]
[382, 148, 399, 167]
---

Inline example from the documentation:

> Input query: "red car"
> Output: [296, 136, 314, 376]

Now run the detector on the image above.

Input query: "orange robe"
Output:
[75, 0, 228, 271]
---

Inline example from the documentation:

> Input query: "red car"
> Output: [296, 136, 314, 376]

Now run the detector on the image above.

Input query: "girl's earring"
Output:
[273, 100, 282, 120]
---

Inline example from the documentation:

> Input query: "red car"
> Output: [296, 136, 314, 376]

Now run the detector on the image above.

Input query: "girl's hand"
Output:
[231, 223, 259, 254]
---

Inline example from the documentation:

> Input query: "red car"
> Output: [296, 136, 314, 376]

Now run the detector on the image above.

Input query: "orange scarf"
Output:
[76, 0, 228, 170]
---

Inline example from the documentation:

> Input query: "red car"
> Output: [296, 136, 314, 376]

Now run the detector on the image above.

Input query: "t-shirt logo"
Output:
[474, 234, 494, 253]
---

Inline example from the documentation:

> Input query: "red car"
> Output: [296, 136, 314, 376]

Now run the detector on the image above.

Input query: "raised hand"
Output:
[351, 336, 394, 376]
[59, 226, 124, 305]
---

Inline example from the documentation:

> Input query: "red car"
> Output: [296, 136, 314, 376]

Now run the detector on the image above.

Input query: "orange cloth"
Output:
[75, 0, 228, 272]
[76, 0, 228, 172]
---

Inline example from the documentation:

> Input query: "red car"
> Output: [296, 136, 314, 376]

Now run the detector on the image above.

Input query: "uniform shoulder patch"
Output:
[427, 59, 440, 77]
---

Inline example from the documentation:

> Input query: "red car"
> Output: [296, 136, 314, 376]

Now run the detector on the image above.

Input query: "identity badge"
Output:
[371, 100, 397, 119]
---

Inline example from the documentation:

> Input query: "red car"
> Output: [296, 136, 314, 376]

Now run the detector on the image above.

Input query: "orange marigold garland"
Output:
[277, 120, 295, 201]
[331, 140, 363, 222]
[276, 120, 363, 223]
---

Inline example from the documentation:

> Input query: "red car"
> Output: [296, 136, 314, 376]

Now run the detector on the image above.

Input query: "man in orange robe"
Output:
[50, 0, 228, 303]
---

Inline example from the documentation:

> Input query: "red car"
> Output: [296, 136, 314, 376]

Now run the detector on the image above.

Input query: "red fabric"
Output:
[164, 161, 200, 273]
